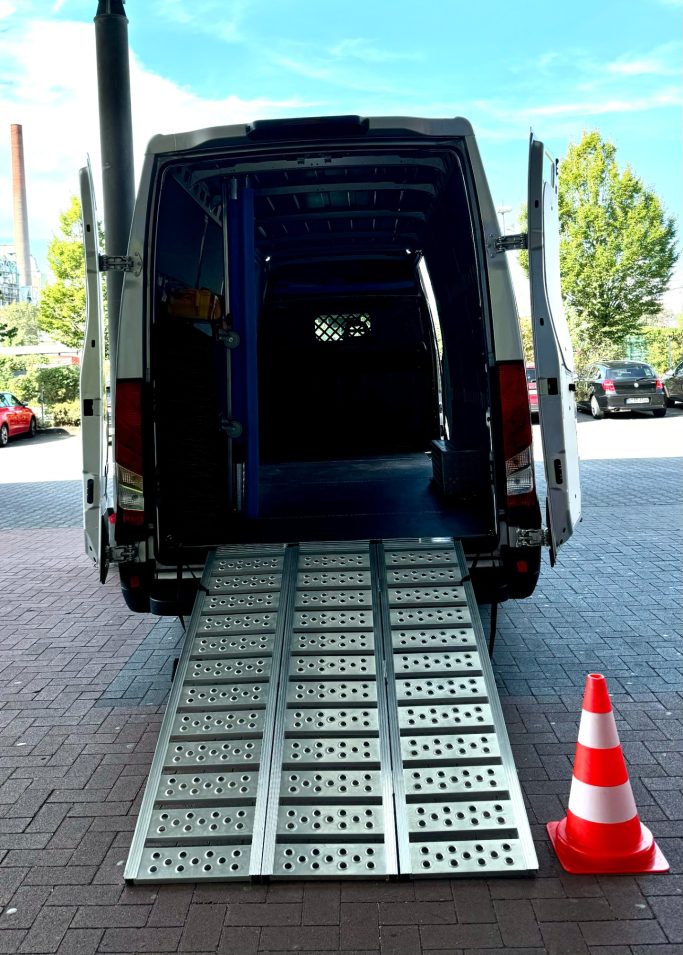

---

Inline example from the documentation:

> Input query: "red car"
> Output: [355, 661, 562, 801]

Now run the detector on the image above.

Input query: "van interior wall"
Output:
[152, 174, 230, 549]
[422, 157, 490, 453]
[258, 285, 439, 463]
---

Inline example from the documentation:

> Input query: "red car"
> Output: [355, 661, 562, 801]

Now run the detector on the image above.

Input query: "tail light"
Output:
[655, 378, 664, 392]
[497, 361, 536, 506]
[115, 379, 145, 527]
[602, 378, 616, 393]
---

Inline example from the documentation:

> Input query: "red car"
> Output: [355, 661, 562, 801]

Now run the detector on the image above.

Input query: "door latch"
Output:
[106, 543, 140, 563]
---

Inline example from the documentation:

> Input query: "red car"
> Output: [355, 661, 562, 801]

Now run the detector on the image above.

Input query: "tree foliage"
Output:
[38, 196, 105, 349]
[0, 301, 41, 346]
[519, 131, 678, 362]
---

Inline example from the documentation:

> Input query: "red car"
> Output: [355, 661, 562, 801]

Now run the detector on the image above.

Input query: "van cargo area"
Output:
[150, 131, 498, 565]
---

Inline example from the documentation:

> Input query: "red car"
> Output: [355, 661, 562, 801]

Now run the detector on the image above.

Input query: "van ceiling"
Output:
[168, 145, 462, 264]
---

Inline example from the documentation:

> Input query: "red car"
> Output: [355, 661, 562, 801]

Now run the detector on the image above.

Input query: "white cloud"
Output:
[0, 18, 314, 261]
[0, 1, 16, 17]
[330, 38, 420, 63]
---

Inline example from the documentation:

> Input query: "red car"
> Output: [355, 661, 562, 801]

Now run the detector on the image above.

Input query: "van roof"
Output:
[145, 115, 475, 157]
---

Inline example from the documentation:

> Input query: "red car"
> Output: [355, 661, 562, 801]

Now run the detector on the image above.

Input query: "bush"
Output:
[51, 400, 81, 427]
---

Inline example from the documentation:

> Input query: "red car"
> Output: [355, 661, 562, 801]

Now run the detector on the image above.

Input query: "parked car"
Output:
[662, 360, 683, 406]
[0, 391, 38, 446]
[526, 363, 538, 416]
[575, 361, 667, 419]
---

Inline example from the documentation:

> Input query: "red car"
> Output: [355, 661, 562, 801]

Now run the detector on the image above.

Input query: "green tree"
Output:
[39, 196, 105, 348]
[520, 131, 678, 363]
[0, 301, 41, 345]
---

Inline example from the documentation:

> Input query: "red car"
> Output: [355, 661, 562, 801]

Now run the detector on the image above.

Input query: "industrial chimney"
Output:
[10, 124, 32, 290]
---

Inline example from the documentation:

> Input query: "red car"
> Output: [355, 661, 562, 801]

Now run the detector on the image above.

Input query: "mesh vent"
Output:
[315, 314, 370, 342]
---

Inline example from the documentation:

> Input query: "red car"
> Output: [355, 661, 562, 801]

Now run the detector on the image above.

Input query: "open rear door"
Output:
[528, 134, 581, 564]
[79, 162, 109, 583]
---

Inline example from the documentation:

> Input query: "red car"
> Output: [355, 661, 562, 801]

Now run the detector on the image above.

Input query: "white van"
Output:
[81, 115, 580, 615]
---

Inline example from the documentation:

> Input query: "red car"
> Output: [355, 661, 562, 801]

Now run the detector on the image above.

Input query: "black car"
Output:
[576, 360, 667, 419]
[663, 359, 683, 406]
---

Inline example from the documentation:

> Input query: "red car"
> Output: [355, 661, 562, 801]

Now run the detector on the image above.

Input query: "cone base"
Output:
[547, 818, 669, 874]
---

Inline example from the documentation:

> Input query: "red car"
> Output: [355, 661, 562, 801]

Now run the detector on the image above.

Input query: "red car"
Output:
[526, 364, 538, 415]
[0, 391, 38, 447]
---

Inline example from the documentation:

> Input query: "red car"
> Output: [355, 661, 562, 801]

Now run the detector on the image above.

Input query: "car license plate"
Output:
[625, 397, 649, 404]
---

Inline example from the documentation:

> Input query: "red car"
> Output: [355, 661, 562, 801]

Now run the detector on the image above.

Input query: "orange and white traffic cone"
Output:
[547, 673, 668, 874]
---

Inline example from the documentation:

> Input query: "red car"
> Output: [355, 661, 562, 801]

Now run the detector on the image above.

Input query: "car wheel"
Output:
[652, 407, 667, 418]
[590, 394, 604, 419]
[0, 423, 8, 447]
[28, 417, 37, 437]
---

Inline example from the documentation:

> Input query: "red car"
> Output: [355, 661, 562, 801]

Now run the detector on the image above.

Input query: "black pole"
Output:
[94, 0, 135, 394]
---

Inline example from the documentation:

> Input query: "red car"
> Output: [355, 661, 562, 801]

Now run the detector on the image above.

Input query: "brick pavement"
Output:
[0, 444, 680, 953]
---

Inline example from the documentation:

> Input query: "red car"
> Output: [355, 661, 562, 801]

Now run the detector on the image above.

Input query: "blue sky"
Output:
[1, 0, 681, 309]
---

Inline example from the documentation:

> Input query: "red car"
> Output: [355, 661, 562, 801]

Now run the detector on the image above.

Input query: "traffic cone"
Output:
[547, 673, 668, 874]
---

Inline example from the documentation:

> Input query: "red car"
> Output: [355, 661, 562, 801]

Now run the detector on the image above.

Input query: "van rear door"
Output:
[528, 134, 581, 564]
[79, 162, 110, 583]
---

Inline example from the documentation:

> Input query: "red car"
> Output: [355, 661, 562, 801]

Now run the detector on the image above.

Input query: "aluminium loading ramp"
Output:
[124, 539, 538, 882]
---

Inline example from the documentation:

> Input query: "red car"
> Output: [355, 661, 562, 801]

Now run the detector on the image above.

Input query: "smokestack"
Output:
[10, 124, 32, 290]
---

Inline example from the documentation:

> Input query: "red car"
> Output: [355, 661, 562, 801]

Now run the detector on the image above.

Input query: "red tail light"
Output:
[655, 378, 664, 392]
[603, 378, 616, 393]
[115, 379, 145, 527]
[497, 361, 536, 506]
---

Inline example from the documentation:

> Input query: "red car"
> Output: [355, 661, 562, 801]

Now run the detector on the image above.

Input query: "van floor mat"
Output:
[124, 539, 537, 882]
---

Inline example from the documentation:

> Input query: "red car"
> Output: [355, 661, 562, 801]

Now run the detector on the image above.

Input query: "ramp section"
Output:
[124, 545, 296, 883]
[125, 539, 537, 882]
[259, 543, 398, 878]
[377, 541, 537, 876]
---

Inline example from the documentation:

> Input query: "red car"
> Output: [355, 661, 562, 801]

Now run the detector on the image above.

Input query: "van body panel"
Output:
[83, 115, 577, 612]
[79, 162, 109, 582]
[528, 135, 581, 560]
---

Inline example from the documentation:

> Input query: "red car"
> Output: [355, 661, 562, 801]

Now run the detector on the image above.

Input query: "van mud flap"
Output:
[124, 539, 537, 881]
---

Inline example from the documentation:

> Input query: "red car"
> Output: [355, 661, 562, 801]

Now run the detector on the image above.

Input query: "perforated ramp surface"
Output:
[125, 540, 537, 882]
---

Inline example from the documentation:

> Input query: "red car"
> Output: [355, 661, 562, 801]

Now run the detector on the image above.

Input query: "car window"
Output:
[676, 362, 683, 375]
[607, 364, 653, 379]
[0, 395, 9, 408]
[9, 394, 22, 406]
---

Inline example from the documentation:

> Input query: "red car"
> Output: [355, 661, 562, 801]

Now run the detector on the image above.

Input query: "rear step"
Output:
[125, 539, 537, 881]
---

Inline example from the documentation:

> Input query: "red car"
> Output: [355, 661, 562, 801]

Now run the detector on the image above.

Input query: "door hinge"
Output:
[107, 543, 140, 563]
[99, 252, 142, 275]
[509, 527, 549, 548]
[495, 233, 528, 253]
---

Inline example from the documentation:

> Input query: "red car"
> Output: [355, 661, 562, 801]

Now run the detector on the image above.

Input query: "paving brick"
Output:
[179, 903, 226, 951]
[302, 882, 340, 925]
[452, 882, 495, 922]
[71, 904, 151, 928]
[225, 902, 300, 926]
[540, 921, 590, 955]
[647, 895, 683, 943]
[1, 888, 52, 930]
[0, 929, 26, 953]
[98, 926, 182, 952]
[380, 924, 421, 954]
[579, 919, 667, 945]
[147, 884, 193, 926]
[492, 899, 543, 947]
[340, 901, 379, 950]
[55, 929, 103, 955]
[217, 925, 260, 954]
[419, 923, 502, 949]
[17, 906, 75, 953]
[533, 897, 614, 921]
[379, 901, 457, 925]
[258, 925, 339, 950]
